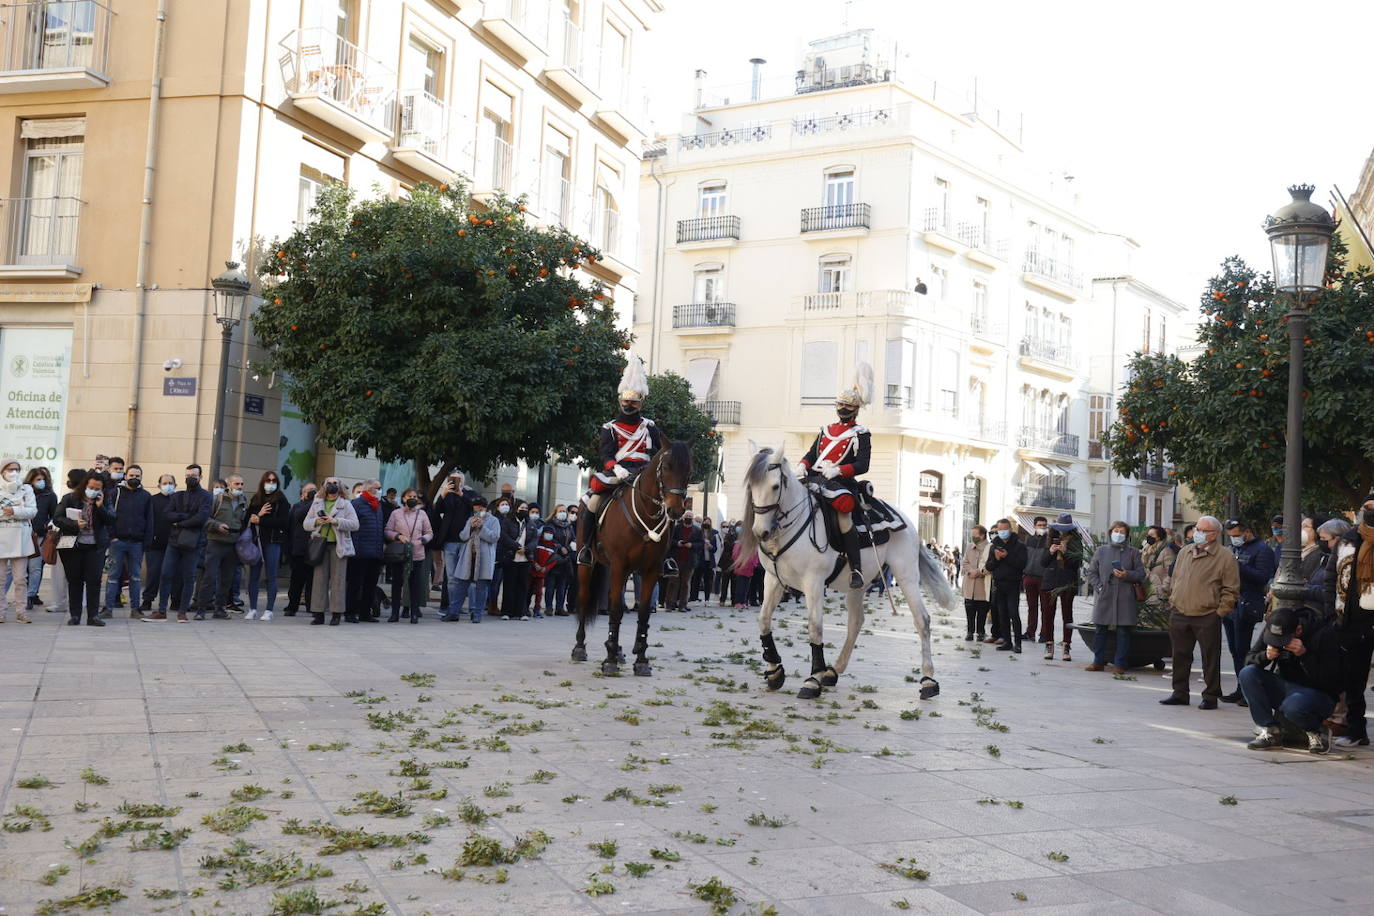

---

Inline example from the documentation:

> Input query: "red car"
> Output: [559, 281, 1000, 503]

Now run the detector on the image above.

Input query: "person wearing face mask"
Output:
[282, 483, 318, 617]
[0, 459, 37, 623]
[345, 478, 387, 623]
[529, 526, 560, 618]
[798, 364, 874, 590]
[667, 512, 703, 611]
[105, 457, 125, 488]
[99, 463, 154, 619]
[985, 518, 1028, 652]
[496, 499, 532, 620]
[22, 466, 57, 613]
[960, 525, 992, 641]
[191, 475, 247, 620]
[1303, 518, 1346, 617]
[694, 518, 720, 604]
[154, 464, 212, 623]
[138, 475, 176, 617]
[1038, 514, 1085, 661]
[1220, 519, 1278, 702]
[304, 477, 360, 625]
[1086, 521, 1145, 674]
[383, 488, 433, 623]
[540, 504, 574, 616]
[435, 471, 478, 615]
[52, 471, 110, 626]
[444, 496, 499, 622]
[1326, 496, 1374, 746]
[244, 471, 290, 621]
[1160, 515, 1238, 708]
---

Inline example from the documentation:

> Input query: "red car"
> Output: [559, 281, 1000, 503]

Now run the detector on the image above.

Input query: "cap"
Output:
[1049, 513, 1076, 532]
[1262, 607, 1300, 648]
[1224, 518, 1243, 530]
[1270, 515, 1284, 524]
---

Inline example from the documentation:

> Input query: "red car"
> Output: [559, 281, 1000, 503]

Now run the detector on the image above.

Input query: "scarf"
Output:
[1359, 523, 1374, 590]
[362, 490, 379, 512]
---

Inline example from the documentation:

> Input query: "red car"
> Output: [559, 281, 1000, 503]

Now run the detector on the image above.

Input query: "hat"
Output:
[1224, 518, 1244, 531]
[836, 362, 874, 408]
[1270, 514, 1284, 525]
[1262, 606, 1301, 648]
[1049, 513, 1076, 532]
[618, 353, 649, 403]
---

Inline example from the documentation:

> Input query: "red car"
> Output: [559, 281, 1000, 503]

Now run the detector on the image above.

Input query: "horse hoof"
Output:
[764, 666, 786, 692]
[571, 647, 587, 662]
[919, 677, 940, 700]
[818, 666, 839, 687]
[797, 679, 822, 700]
[601, 661, 620, 676]
[633, 662, 653, 677]
[617, 651, 627, 664]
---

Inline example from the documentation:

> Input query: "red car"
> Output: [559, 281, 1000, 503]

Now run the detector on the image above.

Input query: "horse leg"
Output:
[603, 561, 628, 676]
[830, 583, 866, 678]
[892, 554, 940, 699]
[571, 563, 590, 662]
[757, 573, 786, 691]
[632, 570, 659, 677]
[797, 585, 828, 700]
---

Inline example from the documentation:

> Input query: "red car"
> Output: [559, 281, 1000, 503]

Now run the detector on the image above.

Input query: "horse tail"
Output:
[733, 480, 760, 572]
[918, 543, 959, 611]
[576, 564, 603, 632]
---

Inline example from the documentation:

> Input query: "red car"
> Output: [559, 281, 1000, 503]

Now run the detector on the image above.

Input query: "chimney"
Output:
[749, 58, 766, 102]
[694, 69, 707, 109]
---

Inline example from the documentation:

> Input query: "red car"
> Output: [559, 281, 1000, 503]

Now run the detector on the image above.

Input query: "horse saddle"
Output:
[818, 494, 907, 555]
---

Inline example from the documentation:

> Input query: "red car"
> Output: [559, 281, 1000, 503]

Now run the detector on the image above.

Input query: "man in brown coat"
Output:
[1161, 515, 1239, 709]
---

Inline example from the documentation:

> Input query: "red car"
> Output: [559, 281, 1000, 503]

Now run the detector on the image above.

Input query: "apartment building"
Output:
[637, 30, 1102, 543]
[0, 0, 659, 500]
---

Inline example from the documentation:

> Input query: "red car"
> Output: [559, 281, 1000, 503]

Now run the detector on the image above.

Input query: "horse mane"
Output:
[734, 447, 778, 571]
[664, 439, 692, 480]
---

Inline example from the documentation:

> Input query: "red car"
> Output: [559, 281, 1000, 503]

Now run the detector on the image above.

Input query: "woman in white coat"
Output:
[0, 459, 38, 623]
[303, 476, 359, 626]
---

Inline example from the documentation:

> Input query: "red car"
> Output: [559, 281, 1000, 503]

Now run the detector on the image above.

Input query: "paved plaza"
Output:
[1, 589, 1373, 916]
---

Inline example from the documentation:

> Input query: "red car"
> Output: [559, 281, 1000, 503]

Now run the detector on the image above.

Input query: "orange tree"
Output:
[253, 182, 630, 498]
[1104, 236, 1374, 515]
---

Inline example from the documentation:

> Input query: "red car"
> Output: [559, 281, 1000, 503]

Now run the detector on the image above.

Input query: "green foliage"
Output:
[1107, 242, 1374, 514]
[640, 371, 723, 486]
[254, 183, 631, 494]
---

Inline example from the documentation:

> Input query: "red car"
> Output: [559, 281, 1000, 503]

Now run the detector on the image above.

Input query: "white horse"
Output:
[736, 444, 957, 700]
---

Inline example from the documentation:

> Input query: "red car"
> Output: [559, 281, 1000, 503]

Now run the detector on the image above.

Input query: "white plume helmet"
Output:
[836, 361, 874, 408]
[617, 352, 649, 403]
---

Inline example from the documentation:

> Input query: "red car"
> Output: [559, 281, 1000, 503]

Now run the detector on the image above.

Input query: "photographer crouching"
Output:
[1239, 604, 1344, 754]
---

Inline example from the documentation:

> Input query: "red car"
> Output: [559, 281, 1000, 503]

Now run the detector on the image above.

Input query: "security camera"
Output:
[163, 358, 183, 372]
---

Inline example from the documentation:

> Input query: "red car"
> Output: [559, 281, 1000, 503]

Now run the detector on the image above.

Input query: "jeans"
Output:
[1223, 601, 1263, 676]
[1092, 624, 1132, 669]
[1238, 664, 1335, 732]
[248, 542, 282, 612]
[26, 553, 44, 599]
[194, 540, 238, 613]
[141, 548, 164, 609]
[1022, 575, 1043, 638]
[443, 542, 465, 611]
[159, 544, 201, 612]
[449, 578, 489, 620]
[732, 573, 752, 604]
[105, 539, 144, 611]
[544, 569, 569, 613]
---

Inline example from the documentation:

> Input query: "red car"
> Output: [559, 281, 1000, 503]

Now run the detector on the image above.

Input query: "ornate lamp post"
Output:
[209, 260, 251, 482]
[1264, 185, 1335, 611]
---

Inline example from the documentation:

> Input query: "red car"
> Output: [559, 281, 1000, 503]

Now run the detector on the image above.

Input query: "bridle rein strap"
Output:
[754, 464, 820, 562]
[618, 451, 680, 543]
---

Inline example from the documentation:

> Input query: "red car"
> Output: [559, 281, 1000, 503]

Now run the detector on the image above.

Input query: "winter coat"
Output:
[532, 542, 558, 577]
[1023, 532, 1050, 578]
[456, 513, 500, 580]
[29, 485, 57, 539]
[52, 492, 110, 547]
[1329, 530, 1374, 635]
[103, 484, 155, 548]
[384, 506, 433, 562]
[288, 497, 314, 557]
[543, 518, 575, 573]
[248, 491, 291, 546]
[0, 481, 37, 559]
[304, 496, 360, 558]
[350, 496, 386, 560]
[164, 484, 212, 547]
[960, 539, 991, 601]
[1088, 542, 1144, 627]
[672, 522, 704, 568]
[436, 487, 479, 544]
[149, 491, 174, 550]
[1304, 548, 1334, 616]
[718, 534, 737, 571]
[496, 513, 529, 564]
[1232, 536, 1278, 607]
[1141, 540, 1177, 605]
[204, 492, 247, 544]
[984, 535, 1027, 587]
[1040, 533, 1083, 593]
[1244, 606, 1345, 700]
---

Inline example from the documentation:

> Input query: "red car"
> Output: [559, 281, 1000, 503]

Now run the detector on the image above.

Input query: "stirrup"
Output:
[661, 558, 679, 579]
[849, 569, 864, 589]
[577, 546, 594, 567]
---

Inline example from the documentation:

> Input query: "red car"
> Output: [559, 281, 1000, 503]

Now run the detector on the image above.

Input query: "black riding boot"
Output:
[577, 511, 599, 567]
[843, 528, 864, 589]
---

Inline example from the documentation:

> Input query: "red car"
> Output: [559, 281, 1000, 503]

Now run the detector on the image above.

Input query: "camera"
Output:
[163, 358, 183, 372]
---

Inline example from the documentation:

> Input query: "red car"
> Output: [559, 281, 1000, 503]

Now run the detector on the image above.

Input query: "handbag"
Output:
[307, 534, 330, 567]
[1133, 582, 1147, 603]
[383, 514, 422, 564]
[236, 525, 262, 566]
[172, 525, 200, 552]
[40, 529, 59, 564]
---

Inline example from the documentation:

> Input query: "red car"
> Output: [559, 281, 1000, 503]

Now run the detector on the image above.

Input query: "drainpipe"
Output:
[126, 0, 169, 457]
[648, 154, 666, 371]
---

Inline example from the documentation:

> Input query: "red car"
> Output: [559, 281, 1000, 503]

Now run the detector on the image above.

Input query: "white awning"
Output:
[21, 117, 85, 139]
[1022, 459, 1053, 477]
[686, 358, 719, 399]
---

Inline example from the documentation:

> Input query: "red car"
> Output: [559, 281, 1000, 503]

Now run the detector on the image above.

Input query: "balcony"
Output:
[1138, 464, 1171, 484]
[973, 420, 1008, 443]
[884, 392, 913, 409]
[0, 196, 83, 277]
[1022, 250, 1082, 298]
[678, 124, 771, 151]
[1018, 336, 1077, 378]
[958, 223, 1008, 266]
[537, 175, 573, 228]
[969, 314, 1007, 349]
[590, 206, 637, 275]
[696, 399, 741, 425]
[921, 208, 961, 253]
[543, 17, 598, 106]
[280, 29, 396, 144]
[392, 89, 455, 183]
[593, 80, 649, 142]
[0, 1, 112, 93]
[800, 202, 870, 236]
[479, 0, 549, 61]
[1019, 486, 1077, 511]
[791, 107, 891, 136]
[1088, 440, 1110, 460]
[795, 62, 894, 94]
[1018, 426, 1080, 457]
[676, 215, 739, 247]
[673, 302, 736, 330]
[793, 289, 916, 319]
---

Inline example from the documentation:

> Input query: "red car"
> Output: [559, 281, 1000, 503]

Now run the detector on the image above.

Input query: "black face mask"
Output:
[302, 492, 316, 503]
[127, 478, 142, 489]
[1144, 535, 1156, 545]
[837, 407, 858, 422]
[620, 404, 641, 419]
[1364, 509, 1374, 528]
[185, 476, 200, 489]
[325, 484, 339, 496]
[517, 509, 528, 520]
[405, 498, 419, 509]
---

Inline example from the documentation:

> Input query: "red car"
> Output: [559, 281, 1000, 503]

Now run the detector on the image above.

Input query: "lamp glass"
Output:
[1269, 231, 1330, 294]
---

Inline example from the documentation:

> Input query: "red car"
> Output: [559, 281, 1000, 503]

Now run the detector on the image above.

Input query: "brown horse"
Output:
[572, 441, 692, 676]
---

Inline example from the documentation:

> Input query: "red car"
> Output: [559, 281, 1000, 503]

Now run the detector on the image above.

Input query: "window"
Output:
[1025, 303, 1038, 340]
[480, 84, 514, 191]
[930, 265, 947, 302]
[1158, 314, 1167, 352]
[824, 168, 854, 208]
[1142, 310, 1152, 353]
[686, 357, 719, 401]
[699, 182, 727, 218]
[17, 121, 84, 263]
[1037, 390, 1053, 433]
[297, 140, 344, 224]
[933, 177, 949, 228]
[1021, 385, 1035, 429]
[975, 196, 990, 240]
[919, 338, 936, 411]
[801, 341, 838, 404]
[1055, 394, 1070, 435]
[1137, 496, 1147, 526]
[596, 179, 619, 252]
[404, 37, 441, 96]
[1059, 315, 1072, 349]
[885, 339, 913, 407]
[1154, 499, 1163, 527]
[693, 263, 723, 302]
[972, 282, 988, 327]
[601, 21, 627, 100]
[1062, 235, 1075, 271]
[320, 0, 357, 64]
[939, 348, 959, 415]
[540, 127, 572, 225]
[968, 378, 986, 429]
[818, 253, 851, 293]
[1088, 394, 1111, 458]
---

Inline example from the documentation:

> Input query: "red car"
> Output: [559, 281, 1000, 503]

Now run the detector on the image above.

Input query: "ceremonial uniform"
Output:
[801, 363, 875, 588]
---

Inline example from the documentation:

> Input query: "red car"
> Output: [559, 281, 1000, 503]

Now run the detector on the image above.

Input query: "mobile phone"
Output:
[1111, 561, 1123, 571]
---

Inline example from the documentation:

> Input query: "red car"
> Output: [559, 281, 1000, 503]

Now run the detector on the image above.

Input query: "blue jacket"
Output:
[350, 496, 385, 560]
[165, 484, 212, 546]
[103, 484, 155, 548]
[1232, 536, 1278, 605]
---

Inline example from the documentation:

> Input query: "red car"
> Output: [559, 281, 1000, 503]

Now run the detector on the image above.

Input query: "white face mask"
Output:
[1035, 527, 1047, 535]
[1192, 530, 1209, 545]
[997, 529, 1011, 541]
[498, 505, 510, 514]
[213, 487, 225, 498]
[529, 512, 539, 520]
[1110, 531, 1126, 544]
[110, 471, 124, 481]
[160, 483, 175, 496]
[556, 511, 568, 522]
[1229, 535, 1245, 548]
[1301, 528, 1314, 545]
[2, 470, 17, 483]
[85, 488, 100, 499]
[264, 483, 278, 494]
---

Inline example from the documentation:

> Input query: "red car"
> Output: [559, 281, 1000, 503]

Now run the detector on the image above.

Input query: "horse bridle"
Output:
[752, 463, 805, 524]
[619, 451, 685, 543]
[752, 462, 823, 562]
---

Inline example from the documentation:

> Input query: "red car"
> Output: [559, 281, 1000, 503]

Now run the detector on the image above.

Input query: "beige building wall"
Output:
[0, 0, 660, 496]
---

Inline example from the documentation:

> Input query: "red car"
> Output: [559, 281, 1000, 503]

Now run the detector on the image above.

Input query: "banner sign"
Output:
[0, 327, 72, 480]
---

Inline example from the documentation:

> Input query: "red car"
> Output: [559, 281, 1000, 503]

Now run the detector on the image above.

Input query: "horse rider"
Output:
[798, 364, 874, 590]
[577, 354, 664, 567]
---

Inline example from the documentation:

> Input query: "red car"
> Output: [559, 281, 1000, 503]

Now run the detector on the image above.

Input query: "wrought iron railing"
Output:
[1018, 426, 1080, 457]
[695, 400, 740, 425]
[1019, 486, 1076, 510]
[676, 215, 740, 244]
[1023, 249, 1082, 288]
[678, 124, 772, 150]
[672, 302, 736, 329]
[1019, 336, 1075, 368]
[280, 28, 396, 126]
[800, 202, 870, 232]
[0, 196, 82, 265]
[396, 89, 448, 159]
[791, 107, 891, 135]
[0, 1, 111, 74]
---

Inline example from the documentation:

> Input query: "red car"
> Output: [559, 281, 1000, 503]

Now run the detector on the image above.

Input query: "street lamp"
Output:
[209, 260, 251, 483]
[1264, 185, 1335, 612]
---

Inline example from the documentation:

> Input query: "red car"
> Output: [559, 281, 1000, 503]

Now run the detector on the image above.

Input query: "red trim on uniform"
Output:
[839, 464, 854, 477]
[831, 494, 855, 513]
[603, 460, 616, 470]
[590, 477, 613, 494]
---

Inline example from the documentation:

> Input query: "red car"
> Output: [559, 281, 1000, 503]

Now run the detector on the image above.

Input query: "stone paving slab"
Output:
[0, 590, 1372, 916]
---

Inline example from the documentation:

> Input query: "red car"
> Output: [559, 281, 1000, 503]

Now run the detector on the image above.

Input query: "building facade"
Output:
[0, 0, 659, 501]
[637, 30, 1108, 543]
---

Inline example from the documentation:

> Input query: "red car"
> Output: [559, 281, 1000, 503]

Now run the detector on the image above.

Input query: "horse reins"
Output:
[754, 464, 823, 562]
[617, 451, 683, 543]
